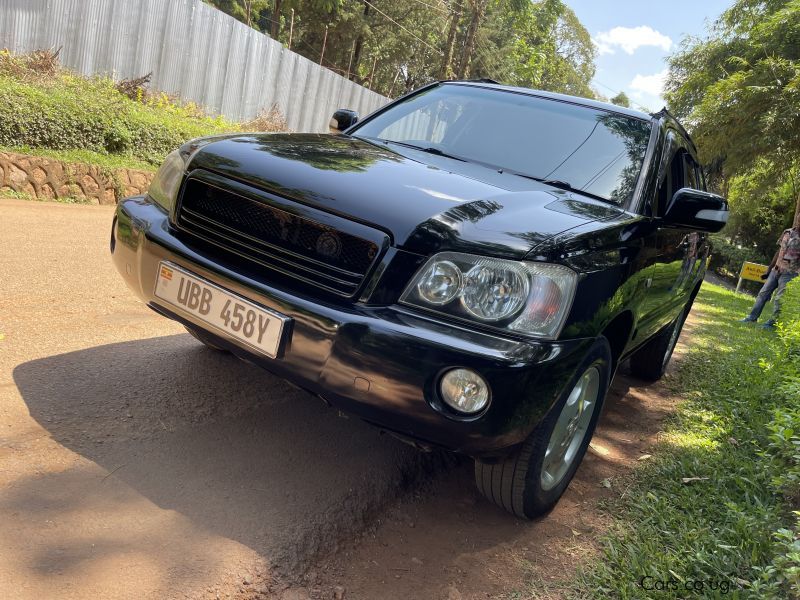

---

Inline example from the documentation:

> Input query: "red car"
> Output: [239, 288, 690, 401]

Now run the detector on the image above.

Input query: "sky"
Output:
[564, 0, 733, 111]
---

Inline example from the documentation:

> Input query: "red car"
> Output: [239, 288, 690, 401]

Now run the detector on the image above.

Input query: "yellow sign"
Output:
[739, 261, 769, 282]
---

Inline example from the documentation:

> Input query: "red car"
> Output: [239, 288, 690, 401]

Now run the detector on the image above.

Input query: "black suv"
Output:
[111, 81, 727, 518]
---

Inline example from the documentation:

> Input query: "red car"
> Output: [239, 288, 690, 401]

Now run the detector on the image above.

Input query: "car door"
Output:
[635, 132, 693, 340]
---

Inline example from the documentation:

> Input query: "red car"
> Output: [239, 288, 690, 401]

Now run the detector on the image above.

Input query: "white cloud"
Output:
[630, 69, 667, 98]
[594, 26, 673, 55]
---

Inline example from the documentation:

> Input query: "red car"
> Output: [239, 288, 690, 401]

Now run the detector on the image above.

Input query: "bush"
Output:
[709, 233, 772, 293]
[0, 50, 285, 168]
[755, 278, 800, 597]
[778, 277, 800, 354]
[709, 233, 772, 277]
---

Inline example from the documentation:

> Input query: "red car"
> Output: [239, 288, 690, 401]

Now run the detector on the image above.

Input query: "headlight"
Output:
[400, 252, 577, 339]
[147, 149, 186, 211]
[462, 260, 529, 321]
[417, 260, 462, 305]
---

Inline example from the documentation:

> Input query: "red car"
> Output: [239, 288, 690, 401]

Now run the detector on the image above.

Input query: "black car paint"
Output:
[185, 133, 623, 260]
[111, 82, 711, 457]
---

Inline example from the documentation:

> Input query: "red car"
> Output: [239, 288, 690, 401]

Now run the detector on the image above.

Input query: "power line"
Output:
[593, 80, 654, 112]
[404, 0, 450, 15]
[362, 0, 444, 56]
[254, 12, 356, 78]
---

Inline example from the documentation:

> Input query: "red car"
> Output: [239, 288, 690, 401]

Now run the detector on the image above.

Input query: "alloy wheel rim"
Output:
[540, 366, 601, 491]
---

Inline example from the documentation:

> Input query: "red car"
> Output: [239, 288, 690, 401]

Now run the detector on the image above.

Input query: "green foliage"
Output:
[777, 277, 800, 354]
[724, 162, 798, 255]
[752, 279, 800, 596]
[576, 283, 800, 598]
[504, 0, 596, 97]
[1, 187, 94, 205]
[708, 233, 772, 290]
[205, 0, 598, 99]
[610, 91, 631, 108]
[665, 0, 800, 238]
[0, 53, 241, 167]
[0, 145, 156, 172]
[750, 516, 800, 597]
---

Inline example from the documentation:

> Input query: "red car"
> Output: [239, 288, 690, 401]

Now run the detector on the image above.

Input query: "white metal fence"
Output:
[0, 0, 390, 131]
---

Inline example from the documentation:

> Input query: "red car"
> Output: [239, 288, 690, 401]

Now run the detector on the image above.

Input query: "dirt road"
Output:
[0, 199, 442, 598]
[1, 199, 683, 599]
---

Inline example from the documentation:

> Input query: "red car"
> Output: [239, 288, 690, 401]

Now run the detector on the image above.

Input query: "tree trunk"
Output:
[351, 1, 371, 81]
[456, 0, 486, 79]
[439, 1, 462, 79]
[270, 0, 282, 39]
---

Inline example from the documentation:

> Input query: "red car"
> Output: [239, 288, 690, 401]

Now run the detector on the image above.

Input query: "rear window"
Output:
[352, 84, 652, 205]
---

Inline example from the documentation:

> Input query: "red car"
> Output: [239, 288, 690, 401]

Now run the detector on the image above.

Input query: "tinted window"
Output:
[656, 143, 688, 216]
[683, 154, 699, 189]
[352, 84, 652, 205]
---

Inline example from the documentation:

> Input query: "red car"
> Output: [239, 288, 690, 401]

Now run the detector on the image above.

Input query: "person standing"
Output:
[740, 224, 800, 328]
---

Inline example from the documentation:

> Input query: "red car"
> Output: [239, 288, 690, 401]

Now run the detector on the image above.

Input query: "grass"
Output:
[0, 189, 94, 204]
[572, 282, 800, 599]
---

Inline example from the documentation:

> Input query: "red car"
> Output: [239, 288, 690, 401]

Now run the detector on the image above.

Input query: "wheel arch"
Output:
[600, 310, 635, 372]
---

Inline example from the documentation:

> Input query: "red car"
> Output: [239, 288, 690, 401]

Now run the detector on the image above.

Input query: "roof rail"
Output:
[464, 78, 500, 84]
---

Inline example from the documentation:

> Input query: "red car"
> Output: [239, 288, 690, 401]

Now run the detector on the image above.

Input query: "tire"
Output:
[474, 336, 612, 519]
[184, 325, 229, 352]
[629, 304, 689, 382]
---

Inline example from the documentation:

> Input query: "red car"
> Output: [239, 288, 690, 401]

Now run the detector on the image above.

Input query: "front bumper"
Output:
[111, 197, 594, 456]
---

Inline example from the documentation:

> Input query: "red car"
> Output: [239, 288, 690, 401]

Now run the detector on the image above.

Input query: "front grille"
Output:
[176, 178, 381, 297]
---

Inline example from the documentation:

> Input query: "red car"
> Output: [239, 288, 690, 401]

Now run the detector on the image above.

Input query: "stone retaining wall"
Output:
[0, 151, 154, 204]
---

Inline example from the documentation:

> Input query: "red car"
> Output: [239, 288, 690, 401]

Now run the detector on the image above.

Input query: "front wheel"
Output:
[475, 336, 612, 519]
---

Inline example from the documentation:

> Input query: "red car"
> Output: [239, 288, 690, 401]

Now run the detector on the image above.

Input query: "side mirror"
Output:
[329, 109, 358, 134]
[663, 187, 729, 233]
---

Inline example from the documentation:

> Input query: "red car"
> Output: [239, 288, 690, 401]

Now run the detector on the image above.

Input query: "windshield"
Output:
[352, 84, 652, 205]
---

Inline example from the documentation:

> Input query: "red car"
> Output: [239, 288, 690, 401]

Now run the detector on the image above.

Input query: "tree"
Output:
[502, 0, 596, 97]
[538, 3, 595, 97]
[456, 0, 488, 78]
[610, 91, 630, 107]
[204, 0, 598, 101]
[665, 0, 800, 228]
[439, 1, 463, 79]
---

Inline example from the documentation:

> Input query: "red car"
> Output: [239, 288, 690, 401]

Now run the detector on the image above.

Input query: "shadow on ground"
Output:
[306, 362, 678, 600]
[10, 333, 447, 582]
[10, 332, 672, 598]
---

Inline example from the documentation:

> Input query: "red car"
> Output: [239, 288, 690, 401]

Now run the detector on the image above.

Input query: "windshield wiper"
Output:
[367, 138, 467, 162]
[506, 172, 615, 204]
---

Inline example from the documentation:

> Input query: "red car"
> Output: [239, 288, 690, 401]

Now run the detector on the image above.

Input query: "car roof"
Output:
[443, 80, 656, 122]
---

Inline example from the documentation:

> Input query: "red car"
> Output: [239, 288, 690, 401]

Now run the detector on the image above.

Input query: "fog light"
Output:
[439, 368, 490, 414]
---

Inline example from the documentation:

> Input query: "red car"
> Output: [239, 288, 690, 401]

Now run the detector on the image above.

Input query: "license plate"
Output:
[154, 262, 289, 358]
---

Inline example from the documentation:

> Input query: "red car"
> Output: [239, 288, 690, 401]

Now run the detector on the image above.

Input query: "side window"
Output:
[682, 154, 699, 189]
[656, 147, 687, 217]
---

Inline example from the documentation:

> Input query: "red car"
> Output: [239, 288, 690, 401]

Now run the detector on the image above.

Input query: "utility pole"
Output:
[368, 55, 378, 89]
[288, 8, 295, 50]
[388, 68, 402, 97]
[319, 26, 328, 65]
[345, 42, 355, 80]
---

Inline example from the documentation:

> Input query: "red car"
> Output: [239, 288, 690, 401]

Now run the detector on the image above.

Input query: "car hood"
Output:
[187, 134, 624, 259]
